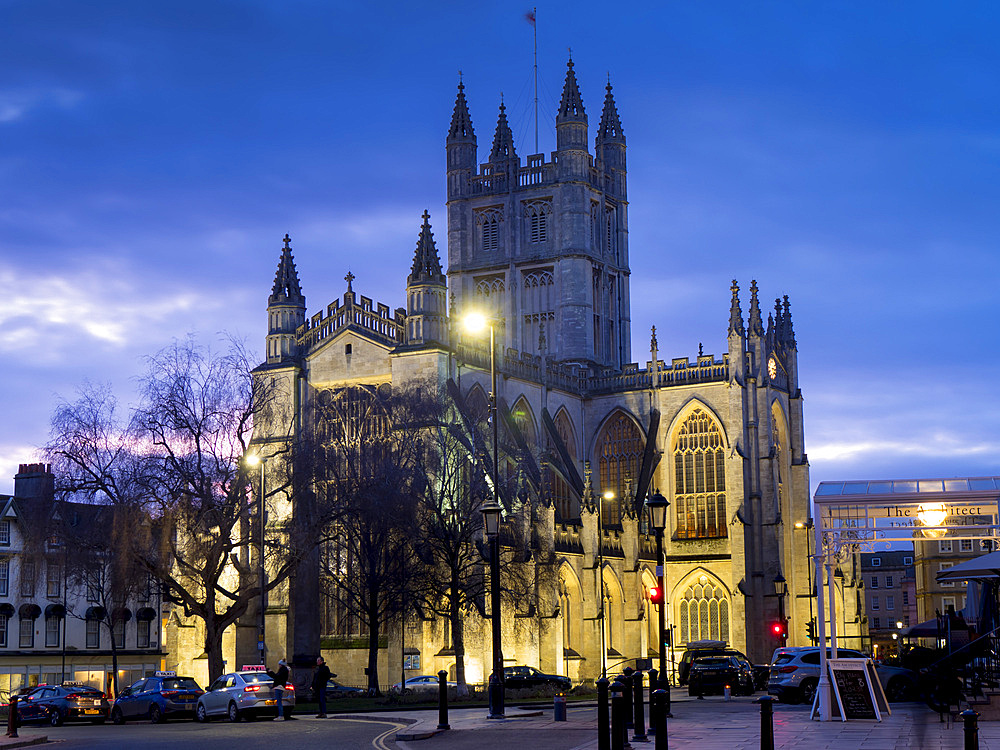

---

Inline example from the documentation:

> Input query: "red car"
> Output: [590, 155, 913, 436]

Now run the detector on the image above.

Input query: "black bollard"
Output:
[6, 695, 17, 739]
[598, 676, 611, 750]
[647, 669, 659, 736]
[611, 681, 625, 750]
[622, 667, 635, 729]
[757, 696, 775, 750]
[652, 689, 668, 750]
[962, 709, 979, 750]
[437, 670, 450, 730]
[632, 670, 647, 742]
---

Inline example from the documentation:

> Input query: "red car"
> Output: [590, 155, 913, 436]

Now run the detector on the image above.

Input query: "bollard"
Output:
[632, 670, 648, 742]
[611, 682, 625, 750]
[647, 669, 659, 736]
[437, 670, 450, 730]
[622, 667, 635, 730]
[652, 689, 668, 750]
[6, 695, 17, 738]
[757, 696, 775, 750]
[724, 684, 731, 701]
[598, 676, 611, 750]
[962, 709, 979, 750]
[554, 693, 567, 722]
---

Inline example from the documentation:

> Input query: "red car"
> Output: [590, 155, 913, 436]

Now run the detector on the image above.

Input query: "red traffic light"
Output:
[771, 619, 788, 640]
[649, 586, 662, 605]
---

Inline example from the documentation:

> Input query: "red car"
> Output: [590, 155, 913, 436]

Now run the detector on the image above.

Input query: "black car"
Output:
[17, 683, 110, 726]
[678, 641, 750, 685]
[503, 666, 571, 691]
[323, 679, 365, 699]
[687, 656, 755, 697]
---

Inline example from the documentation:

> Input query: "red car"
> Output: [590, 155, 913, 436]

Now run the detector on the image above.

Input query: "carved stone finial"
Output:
[345, 270, 355, 293]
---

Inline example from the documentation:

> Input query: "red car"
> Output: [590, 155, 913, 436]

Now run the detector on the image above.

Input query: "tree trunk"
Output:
[108, 623, 120, 696]
[205, 618, 227, 682]
[367, 588, 381, 695]
[451, 596, 468, 697]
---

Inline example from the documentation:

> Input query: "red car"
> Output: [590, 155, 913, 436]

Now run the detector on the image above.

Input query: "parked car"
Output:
[195, 669, 294, 721]
[678, 641, 751, 685]
[503, 666, 571, 692]
[767, 647, 918, 704]
[389, 675, 457, 694]
[111, 672, 204, 723]
[17, 683, 109, 726]
[688, 655, 756, 696]
[324, 679, 365, 699]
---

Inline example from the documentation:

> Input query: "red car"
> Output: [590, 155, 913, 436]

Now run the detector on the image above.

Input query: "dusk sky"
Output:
[2, 1, 998, 495]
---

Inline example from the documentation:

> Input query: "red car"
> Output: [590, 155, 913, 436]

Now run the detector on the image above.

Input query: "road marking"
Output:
[331, 717, 405, 750]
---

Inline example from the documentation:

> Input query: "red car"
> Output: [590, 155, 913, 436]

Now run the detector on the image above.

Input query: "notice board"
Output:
[810, 657, 890, 721]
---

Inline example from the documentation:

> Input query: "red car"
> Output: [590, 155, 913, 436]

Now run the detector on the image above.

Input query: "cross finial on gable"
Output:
[345, 271, 355, 292]
[283, 233, 291, 249]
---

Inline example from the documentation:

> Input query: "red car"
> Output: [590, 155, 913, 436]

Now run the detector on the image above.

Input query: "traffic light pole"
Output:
[654, 529, 670, 717]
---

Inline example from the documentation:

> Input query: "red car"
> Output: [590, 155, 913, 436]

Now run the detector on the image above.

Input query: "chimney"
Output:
[14, 463, 54, 500]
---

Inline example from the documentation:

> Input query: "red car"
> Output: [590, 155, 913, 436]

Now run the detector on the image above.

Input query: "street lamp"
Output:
[466, 311, 504, 720]
[645, 490, 670, 716]
[244, 452, 267, 664]
[598, 490, 614, 678]
[481, 500, 504, 719]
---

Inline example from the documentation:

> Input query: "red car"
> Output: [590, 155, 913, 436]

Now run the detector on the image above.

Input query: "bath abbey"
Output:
[193, 59, 864, 688]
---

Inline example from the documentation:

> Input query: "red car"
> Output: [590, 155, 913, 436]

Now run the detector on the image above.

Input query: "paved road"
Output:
[24, 715, 402, 750]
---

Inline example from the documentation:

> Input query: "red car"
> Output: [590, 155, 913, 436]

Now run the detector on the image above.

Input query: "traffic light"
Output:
[771, 618, 788, 643]
[806, 618, 816, 644]
[649, 585, 662, 605]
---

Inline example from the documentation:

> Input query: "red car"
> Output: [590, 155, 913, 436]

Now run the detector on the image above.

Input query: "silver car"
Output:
[767, 647, 917, 704]
[195, 670, 295, 722]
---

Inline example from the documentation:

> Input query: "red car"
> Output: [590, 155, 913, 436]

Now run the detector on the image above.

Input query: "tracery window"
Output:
[605, 204, 616, 258]
[475, 207, 503, 252]
[474, 275, 505, 321]
[673, 409, 727, 539]
[521, 269, 554, 355]
[547, 410, 578, 522]
[678, 576, 730, 644]
[595, 412, 643, 527]
[523, 199, 552, 244]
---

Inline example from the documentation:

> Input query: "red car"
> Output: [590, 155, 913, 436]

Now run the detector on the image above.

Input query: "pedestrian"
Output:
[267, 658, 292, 720]
[312, 656, 332, 718]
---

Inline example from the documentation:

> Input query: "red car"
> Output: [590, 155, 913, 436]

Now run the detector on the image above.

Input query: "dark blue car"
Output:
[111, 672, 204, 724]
[17, 683, 109, 725]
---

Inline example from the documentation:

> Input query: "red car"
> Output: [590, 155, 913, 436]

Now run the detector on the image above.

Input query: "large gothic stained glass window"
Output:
[595, 412, 643, 527]
[678, 576, 730, 644]
[673, 408, 727, 539]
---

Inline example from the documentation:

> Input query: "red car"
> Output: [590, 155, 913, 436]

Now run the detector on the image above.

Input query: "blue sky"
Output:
[2, 1, 998, 493]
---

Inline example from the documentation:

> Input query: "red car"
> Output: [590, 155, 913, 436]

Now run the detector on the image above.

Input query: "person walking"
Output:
[312, 657, 332, 718]
[267, 659, 291, 720]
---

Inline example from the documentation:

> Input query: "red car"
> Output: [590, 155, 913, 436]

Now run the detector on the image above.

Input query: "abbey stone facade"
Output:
[236, 60, 865, 687]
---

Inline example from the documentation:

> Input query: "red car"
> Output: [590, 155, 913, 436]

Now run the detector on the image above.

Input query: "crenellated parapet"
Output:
[296, 290, 405, 351]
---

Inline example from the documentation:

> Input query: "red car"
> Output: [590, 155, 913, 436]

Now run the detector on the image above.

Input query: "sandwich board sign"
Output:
[810, 658, 890, 721]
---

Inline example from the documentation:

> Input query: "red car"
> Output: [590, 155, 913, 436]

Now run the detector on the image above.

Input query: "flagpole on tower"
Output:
[527, 7, 538, 154]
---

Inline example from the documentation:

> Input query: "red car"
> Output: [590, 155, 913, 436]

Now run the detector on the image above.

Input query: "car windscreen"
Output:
[162, 679, 200, 690]
[239, 673, 273, 685]
[693, 657, 731, 668]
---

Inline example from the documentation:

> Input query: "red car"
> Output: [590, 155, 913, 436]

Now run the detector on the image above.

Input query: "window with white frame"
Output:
[0, 558, 8, 597]
[45, 617, 60, 647]
[0, 521, 9, 546]
[871, 557, 881, 567]
[871, 596, 880, 610]
[0, 614, 6, 647]
[870, 576, 878, 589]
[19, 617, 33, 648]
[86, 619, 100, 649]
[887, 595, 895, 610]
[903, 556, 913, 565]
[137, 619, 150, 648]
[873, 616, 881, 629]
[46, 562, 60, 598]
[939, 540, 953, 553]
[113, 620, 125, 649]
[939, 563, 955, 587]
[960, 539, 974, 552]
[942, 596, 957, 613]
[86, 570, 101, 603]
[903, 590, 909, 606]
[20, 561, 35, 597]
[885, 574, 894, 588]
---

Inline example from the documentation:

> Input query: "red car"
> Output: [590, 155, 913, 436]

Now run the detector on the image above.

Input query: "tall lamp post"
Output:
[244, 453, 267, 664]
[466, 311, 505, 719]
[481, 500, 504, 719]
[645, 490, 670, 716]
[599, 490, 614, 678]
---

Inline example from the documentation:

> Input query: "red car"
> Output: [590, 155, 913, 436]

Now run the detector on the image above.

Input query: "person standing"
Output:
[267, 659, 291, 720]
[312, 657, 332, 718]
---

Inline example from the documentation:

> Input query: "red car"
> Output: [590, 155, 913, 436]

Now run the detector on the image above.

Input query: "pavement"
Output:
[358, 691, 1000, 750]
[0, 733, 46, 749]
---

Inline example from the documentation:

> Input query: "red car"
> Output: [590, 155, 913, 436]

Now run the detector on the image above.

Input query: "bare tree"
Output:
[45, 337, 310, 681]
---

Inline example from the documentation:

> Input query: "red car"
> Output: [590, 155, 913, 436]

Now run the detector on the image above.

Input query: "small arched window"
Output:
[678, 575, 730, 644]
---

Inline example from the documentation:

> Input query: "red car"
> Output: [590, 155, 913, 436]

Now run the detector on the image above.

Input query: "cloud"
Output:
[0, 88, 83, 123]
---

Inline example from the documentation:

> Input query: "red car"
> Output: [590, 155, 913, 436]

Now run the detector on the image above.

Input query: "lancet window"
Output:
[673, 409, 727, 539]
[678, 576, 730, 644]
[595, 412, 643, 527]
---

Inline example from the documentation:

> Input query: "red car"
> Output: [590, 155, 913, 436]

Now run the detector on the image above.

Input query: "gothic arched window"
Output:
[595, 412, 643, 527]
[547, 409, 578, 522]
[523, 199, 552, 244]
[673, 408, 727, 539]
[475, 207, 502, 252]
[521, 269, 554, 355]
[678, 576, 730, 645]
